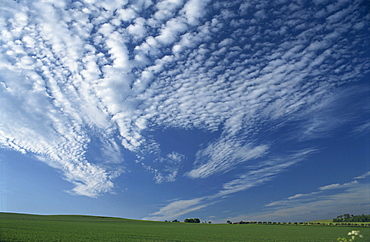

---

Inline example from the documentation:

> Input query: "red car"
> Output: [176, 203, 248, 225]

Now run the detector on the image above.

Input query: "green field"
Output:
[1, 213, 369, 241]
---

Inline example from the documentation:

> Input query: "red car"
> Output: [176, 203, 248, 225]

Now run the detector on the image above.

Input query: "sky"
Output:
[0, 0, 369, 223]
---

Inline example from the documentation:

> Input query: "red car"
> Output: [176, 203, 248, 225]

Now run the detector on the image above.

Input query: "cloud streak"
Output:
[145, 149, 316, 220]
[186, 139, 269, 179]
[245, 172, 370, 222]
[143, 197, 210, 221]
[231, 183, 370, 223]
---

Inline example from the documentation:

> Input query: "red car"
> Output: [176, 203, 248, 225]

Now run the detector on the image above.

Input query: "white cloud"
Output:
[153, 152, 185, 183]
[186, 139, 269, 178]
[265, 192, 321, 207]
[146, 149, 316, 220]
[180, 0, 211, 25]
[117, 8, 137, 22]
[355, 171, 370, 180]
[1, 0, 368, 198]
[218, 38, 233, 48]
[245, 175, 370, 222]
[143, 197, 208, 221]
[154, 0, 184, 21]
[127, 17, 147, 40]
[319, 183, 341, 191]
[156, 17, 188, 45]
[138, 152, 185, 183]
[216, 149, 316, 197]
[231, 183, 370, 223]
[266, 173, 370, 212]
[353, 122, 370, 135]
[0, 1, 126, 197]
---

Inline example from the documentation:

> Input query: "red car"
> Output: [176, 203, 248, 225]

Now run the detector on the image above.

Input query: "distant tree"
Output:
[227, 220, 232, 224]
[208, 221, 212, 224]
[184, 218, 200, 223]
[172, 219, 179, 222]
[343, 214, 351, 220]
[333, 214, 370, 222]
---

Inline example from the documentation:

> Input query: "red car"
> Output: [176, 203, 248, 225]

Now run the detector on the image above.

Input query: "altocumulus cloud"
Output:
[0, 0, 369, 202]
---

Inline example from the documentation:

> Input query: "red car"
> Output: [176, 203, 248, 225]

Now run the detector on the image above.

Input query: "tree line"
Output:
[184, 218, 200, 223]
[333, 214, 370, 222]
[165, 218, 210, 223]
[225, 220, 370, 227]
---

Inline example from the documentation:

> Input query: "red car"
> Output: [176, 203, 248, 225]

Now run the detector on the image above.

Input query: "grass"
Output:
[1, 213, 369, 241]
[309, 219, 334, 223]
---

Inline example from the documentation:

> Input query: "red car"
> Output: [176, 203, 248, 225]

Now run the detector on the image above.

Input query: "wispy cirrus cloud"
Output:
[353, 122, 370, 135]
[266, 172, 370, 208]
[216, 149, 317, 197]
[242, 172, 370, 222]
[143, 197, 210, 221]
[229, 183, 370, 223]
[186, 139, 269, 179]
[319, 181, 358, 191]
[355, 171, 370, 180]
[0, 0, 369, 198]
[145, 149, 316, 220]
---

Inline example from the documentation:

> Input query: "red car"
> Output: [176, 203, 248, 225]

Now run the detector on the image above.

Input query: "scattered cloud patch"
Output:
[137, 151, 185, 183]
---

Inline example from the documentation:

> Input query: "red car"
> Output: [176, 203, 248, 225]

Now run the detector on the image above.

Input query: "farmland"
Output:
[1, 213, 369, 241]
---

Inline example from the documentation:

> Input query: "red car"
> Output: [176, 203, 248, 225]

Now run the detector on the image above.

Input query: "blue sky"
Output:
[0, 0, 369, 223]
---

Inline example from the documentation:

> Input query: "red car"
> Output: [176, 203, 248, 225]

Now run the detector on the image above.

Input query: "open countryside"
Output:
[1, 213, 369, 241]
[1, 0, 370, 228]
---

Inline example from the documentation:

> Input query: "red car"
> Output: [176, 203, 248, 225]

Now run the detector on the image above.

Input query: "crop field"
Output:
[1, 213, 369, 241]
